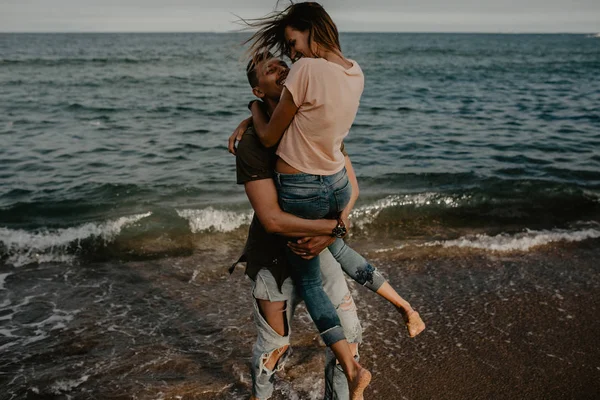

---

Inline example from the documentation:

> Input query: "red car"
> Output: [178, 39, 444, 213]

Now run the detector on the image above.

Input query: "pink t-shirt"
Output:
[277, 57, 364, 175]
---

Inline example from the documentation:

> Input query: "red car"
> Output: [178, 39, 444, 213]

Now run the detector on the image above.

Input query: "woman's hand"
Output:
[228, 116, 252, 155]
[287, 235, 336, 260]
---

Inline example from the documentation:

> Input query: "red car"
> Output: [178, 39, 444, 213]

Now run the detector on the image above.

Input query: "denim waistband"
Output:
[274, 167, 346, 185]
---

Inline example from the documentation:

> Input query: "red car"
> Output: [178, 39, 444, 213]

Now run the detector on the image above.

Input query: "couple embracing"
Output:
[228, 3, 425, 399]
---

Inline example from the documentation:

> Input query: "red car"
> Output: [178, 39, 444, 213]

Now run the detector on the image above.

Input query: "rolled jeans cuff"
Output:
[321, 325, 346, 346]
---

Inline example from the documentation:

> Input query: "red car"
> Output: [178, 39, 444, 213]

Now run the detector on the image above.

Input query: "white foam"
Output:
[0, 272, 11, 290]
[432, 227, 600, 252]
[583, 190, 600, 203]
[0, 212, 152, 267]
[28, 308, 79, 330]
[49, 375, 89, 394]
[0, 328, 17, 337]
[375, 245, 406, 253]
[176, 207, 252, 233]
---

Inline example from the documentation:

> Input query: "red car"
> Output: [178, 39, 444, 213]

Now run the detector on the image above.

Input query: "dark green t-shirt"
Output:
[233, 126, 290, 289]
[231, 125, 349, 291]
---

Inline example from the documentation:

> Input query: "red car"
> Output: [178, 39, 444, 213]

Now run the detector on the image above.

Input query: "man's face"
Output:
[254, 58, 289, 100]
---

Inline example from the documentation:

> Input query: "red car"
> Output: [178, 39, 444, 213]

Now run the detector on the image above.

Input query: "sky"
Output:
[1, 0, 599, 33]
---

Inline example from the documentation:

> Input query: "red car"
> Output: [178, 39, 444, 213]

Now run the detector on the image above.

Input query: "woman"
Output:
[239, 3, 424, 398]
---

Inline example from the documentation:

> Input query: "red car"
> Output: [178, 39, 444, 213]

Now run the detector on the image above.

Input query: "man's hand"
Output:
[287, 235, 336, 260]
[228, 116, 252, 155]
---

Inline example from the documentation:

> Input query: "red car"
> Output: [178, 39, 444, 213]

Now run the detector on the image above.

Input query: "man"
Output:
[229, 54, 363, 400]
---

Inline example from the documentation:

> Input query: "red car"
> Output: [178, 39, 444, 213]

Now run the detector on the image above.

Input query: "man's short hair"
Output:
[246, 52, 275, 88]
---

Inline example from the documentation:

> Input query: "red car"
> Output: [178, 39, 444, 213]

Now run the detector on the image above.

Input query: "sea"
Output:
[1, 33, 599, 399]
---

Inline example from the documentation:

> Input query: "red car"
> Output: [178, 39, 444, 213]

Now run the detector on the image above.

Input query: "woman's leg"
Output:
[328, 238, 426, 337]
[285, 247, 345, 344]
[286, 247, 370, 398]
[276, 170, 371, 397]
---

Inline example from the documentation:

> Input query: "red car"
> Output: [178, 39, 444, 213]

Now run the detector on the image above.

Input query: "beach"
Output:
[1, 237, 599, 399]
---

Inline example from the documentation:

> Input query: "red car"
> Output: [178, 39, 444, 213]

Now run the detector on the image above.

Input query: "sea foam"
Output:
[176, 207, 252, 233]
[434, 226, 600, 252]
[0, 212, 151, 267]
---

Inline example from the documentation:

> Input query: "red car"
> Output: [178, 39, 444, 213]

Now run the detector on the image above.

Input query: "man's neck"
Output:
[263, 97, 279, 117]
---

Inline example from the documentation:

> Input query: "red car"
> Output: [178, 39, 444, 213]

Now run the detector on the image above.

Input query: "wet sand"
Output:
[2, 239, 599, 399]
[356, 241, 600, 400]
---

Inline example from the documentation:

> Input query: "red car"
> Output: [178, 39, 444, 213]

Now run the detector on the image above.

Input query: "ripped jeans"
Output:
[251, 249, 362, 400]
[275, 168, 386, 346]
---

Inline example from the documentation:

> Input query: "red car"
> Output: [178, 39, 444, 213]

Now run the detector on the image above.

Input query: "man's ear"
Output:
[252, 87, 265, 99]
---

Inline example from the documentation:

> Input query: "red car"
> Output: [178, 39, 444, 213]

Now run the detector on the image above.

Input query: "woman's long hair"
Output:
[241, 2, 342, 62]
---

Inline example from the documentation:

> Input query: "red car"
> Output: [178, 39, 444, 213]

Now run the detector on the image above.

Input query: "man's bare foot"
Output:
[403, 310, 425, 337]
[349, 366, 372, 400]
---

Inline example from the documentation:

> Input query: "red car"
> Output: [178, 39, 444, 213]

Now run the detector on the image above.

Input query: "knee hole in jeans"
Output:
[261, 344, 290, 372]
[338, 293, 356, 312]
[256, 299, 289, 337]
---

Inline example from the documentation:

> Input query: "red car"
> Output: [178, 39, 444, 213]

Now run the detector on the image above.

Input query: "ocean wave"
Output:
[1, 186, 598, 266]
[0, 213, 151, 267]
[350, 192, 471, 228]
[430, 225, 600, 252]
[176, 207, 252, 233]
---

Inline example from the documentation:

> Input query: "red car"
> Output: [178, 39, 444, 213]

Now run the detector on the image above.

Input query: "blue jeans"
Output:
[275, 168, 386, 346]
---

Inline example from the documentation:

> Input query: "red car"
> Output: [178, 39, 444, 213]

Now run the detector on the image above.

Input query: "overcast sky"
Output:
[1, 0, 599, 33]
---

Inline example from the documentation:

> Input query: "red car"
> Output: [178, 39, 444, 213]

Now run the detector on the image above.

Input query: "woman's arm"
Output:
[341, 155, 359, 223]
[250, 88, 298, 148]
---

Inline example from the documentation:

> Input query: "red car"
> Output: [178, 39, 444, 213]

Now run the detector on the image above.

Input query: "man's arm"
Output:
[250, 89, 298, 148]
[245, 178, 337, 237]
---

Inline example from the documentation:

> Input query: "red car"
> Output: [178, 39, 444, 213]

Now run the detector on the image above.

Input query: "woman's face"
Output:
[284, 26, 314, 61]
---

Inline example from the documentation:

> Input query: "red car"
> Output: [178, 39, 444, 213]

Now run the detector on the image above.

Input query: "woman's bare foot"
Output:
[403, 310, 425, 337]
[349, 366, 372, 400]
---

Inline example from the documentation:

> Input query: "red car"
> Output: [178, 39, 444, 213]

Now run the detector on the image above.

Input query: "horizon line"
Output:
[1, 30, 598, 35]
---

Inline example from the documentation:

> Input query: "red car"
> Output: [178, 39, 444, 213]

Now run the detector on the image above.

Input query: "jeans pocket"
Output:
[279, 194, 325, 219]
[333, 178, 352, 212]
